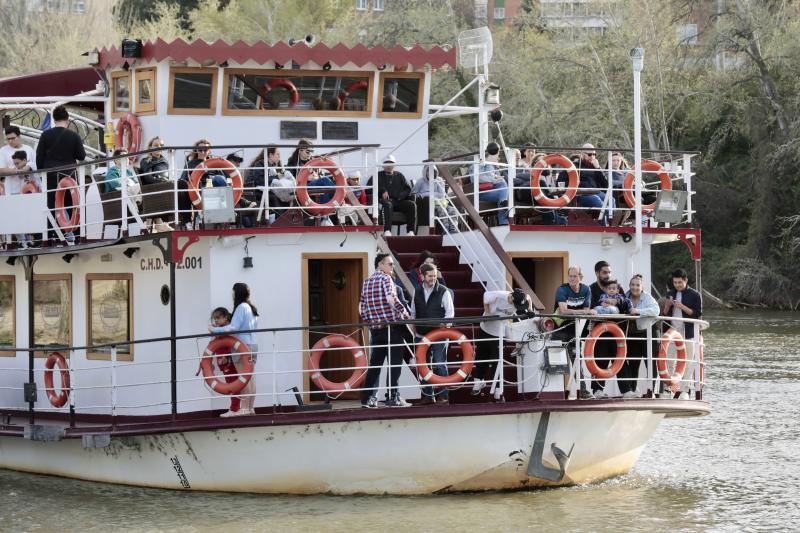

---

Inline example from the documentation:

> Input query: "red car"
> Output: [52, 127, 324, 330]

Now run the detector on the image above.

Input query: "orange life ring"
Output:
[583, 321, 627, 379]
[259, 78, 300, 109]
[200, 336, 254, 395]
[188, 157, 244, 209]
[308, 334, 367, 393]
[337, 80, 369, 110]
[115, 112, 142, 160]
[623, 159, 672, 214]
[21, 181, 41, 194]
[415, 328, 475, 385]
[44, 352, 70, 408]
[296, 157, 347, 216]
[657, 328, 687, 391]
[530, 154, 579, 208]
[55, 176, 80, 231]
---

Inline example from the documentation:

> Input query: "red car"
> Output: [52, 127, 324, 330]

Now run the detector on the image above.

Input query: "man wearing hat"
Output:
[370, 154, 416, 236]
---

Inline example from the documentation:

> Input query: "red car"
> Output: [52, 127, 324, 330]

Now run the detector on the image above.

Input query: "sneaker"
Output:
[578, 389, 595, 400]
[386, 396, 411, 408]
[622, 391, 639, 399]
[419, 396, 435, 406]
[677, 391, 690, 400]
[362, 396, 378, 409]
[320, 217, 334, 226]
[153, 222, 173, 233]
[594, 390, 608, 399]
[383, 230, 392, 237]
[435, 395, 449, 404]
[406, 230, 415, 236]
[471, 378, 486, 395]
[219, 410, 240, 418]
[64, 232, 75, 245]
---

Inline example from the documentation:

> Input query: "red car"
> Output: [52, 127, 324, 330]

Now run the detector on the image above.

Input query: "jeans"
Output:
[477, 185, 509, 225]
[361, 326, 406, 403]
[576, 192, 615, 223]
[420, 339, 449, 399]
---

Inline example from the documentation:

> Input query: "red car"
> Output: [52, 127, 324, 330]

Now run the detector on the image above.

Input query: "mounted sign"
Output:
[280, 121, 317, 140]
[322, 121, 358, 140]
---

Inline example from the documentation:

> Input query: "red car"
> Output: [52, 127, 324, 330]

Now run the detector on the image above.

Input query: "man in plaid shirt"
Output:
[359, 253, 412, 408]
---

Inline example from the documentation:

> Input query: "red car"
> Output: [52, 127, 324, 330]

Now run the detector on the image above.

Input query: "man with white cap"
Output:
[370, 154, 416, 236]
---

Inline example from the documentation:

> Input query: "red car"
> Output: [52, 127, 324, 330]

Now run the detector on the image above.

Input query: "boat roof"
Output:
[96, 38, 457, 71]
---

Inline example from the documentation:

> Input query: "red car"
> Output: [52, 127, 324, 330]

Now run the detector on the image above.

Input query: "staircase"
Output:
[385, 235, 485, 317]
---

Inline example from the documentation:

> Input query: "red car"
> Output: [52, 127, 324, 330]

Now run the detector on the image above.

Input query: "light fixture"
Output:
[630, 46, 645, 73]
[62, 253, 77, 264]
[123, 247, 140, 258]
[121, 38, 143, 58]
[288, 34, 315, 46]
[653, 190, 688, 224]
[485, 83, 501, 106]
[243, 236, 254, 269]
[322, 61, 332, 71]
[5, 257, 16, 266]
[275, 63, 284, 70]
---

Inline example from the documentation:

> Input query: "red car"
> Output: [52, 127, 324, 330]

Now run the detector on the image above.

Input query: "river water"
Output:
[1, 311, 798, 532]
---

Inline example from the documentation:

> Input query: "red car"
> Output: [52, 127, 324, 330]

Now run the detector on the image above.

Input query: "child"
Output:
[339, 171, 367, 225]
[593, 280, 630, 315]
[10, 150, 38, 248]
[210, 307, 242, 417]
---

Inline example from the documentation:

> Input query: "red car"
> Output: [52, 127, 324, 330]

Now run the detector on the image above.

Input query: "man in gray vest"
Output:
[412, 263, 454, 404]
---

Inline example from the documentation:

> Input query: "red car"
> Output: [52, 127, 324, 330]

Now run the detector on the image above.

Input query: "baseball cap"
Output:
[383, 154, 397, 164]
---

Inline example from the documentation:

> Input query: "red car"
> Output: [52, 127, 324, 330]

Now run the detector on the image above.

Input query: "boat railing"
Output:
[0, 314, 707, 426]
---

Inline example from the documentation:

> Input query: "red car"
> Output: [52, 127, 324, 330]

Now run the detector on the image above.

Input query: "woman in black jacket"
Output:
[138, 136, 169, 185]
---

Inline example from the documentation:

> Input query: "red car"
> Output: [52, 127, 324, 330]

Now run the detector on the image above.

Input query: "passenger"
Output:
[619, 274, 660, 398]
[371, 154, 416, 237]
[551, 265, 596, 399]
[475, 142, 509, 226]
[411, 263, 454, 405]
[610, 151, 629, 190]
[586, 260, 620, 398]
[593, 279, 631, 315]
[662, 268, 703, 399]
[338, 171, 367, 225]
[0, 126, 37, 182]
[565, 143, 614, 225]
[410, 161, 459, 233]
[177, 139, 216, 228]
[407, 250, 446, 293]
[589, 260, 613, 308]
[358, 253, 412, 409]
[209, 306, 242, 417]
[472, 288, 531, 396]
[208, 283, 260, 415]
[35, 105, 86, 243]
[104, 149, 141, 199]
[138, 137, 169, 185]
[286, 138, 314, 178]
[224, 152, 258, 227]
[7, 150, 38, 248]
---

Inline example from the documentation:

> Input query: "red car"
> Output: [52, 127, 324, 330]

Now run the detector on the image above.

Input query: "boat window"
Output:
[0, 276, 14, 356]
[377, 72, 424, 118]
[168, 67, 218, 115]
[135, 68, 157, 115]
[33, 274, 72, 357]
[111, 71, 131, 117]
[223, 70, 372, 117]
[87, 274, 133, 361]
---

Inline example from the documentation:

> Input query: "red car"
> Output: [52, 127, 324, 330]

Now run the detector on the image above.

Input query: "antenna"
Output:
[457, 27, 493, 71]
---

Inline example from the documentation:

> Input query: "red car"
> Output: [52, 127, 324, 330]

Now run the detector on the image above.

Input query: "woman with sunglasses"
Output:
[286, 139, 314, 178]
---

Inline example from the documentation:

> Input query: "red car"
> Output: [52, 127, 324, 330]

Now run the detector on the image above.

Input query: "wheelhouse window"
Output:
[87, 274, 133, 361]
[377, 72, 424, 118]
[168, 67, 218, 115]
[0, 276, 15, 356]
[135, 68, 157, 115]
[33, 274, 72, 356]
[223, 69, 372, 117]
[111, 71, 131, 117]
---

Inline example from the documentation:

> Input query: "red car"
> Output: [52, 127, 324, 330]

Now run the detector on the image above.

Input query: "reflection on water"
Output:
[1, 311, 798, 532]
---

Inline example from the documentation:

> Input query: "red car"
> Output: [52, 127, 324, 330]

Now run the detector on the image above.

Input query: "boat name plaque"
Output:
[140, 257, 203, 271]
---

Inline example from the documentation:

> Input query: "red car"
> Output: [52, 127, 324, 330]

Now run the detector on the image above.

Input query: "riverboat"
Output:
[0, 29, 708, 494]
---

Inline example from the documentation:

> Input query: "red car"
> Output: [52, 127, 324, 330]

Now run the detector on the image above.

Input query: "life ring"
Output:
[337, 80, 369, 110]
[55, 176, 80, 231]
[657, 328, 687, 391]
[415, 328, 475, 385]
[308, 334, 367, 393]
[44, 352, 70, 408]
[115, 112, 142, 161]
[259, 78, 300, 109]
[200, 336, 253, 395]
[21, 181, 41, 194]
[623, 159, 672, 214]
[188, 157, 244, 209]
[530, 153, 579, 208]
[296, 157, 347, 216]
[582, 321, 627, 379]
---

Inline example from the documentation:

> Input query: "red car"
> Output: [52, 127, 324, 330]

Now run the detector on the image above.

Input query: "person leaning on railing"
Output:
[619, 274, 660, 399]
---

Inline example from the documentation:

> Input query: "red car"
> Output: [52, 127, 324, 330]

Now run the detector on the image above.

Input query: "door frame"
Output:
[506, 252, 569, 312]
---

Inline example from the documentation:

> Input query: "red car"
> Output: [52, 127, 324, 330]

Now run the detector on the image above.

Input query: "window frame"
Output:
[356, 0, 368, 10]
[373, 0, 384, 11]
[33, 274, 72, 358]
[110, 70, 132, 118]
[167, 67, 219, 116]
[221, 68, 374, 117]
[376, 72, 425, 119]
[134, 68, 157, 115]
[0, 275, 16, 357]
[86, 273, 134, 361]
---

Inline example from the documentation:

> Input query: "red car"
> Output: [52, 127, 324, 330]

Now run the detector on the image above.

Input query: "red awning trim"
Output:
[0, 67, 100, 98]
[97, 38, 456, 71]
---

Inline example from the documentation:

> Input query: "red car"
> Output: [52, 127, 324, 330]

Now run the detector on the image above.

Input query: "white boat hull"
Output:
[0, 409, 666, 494]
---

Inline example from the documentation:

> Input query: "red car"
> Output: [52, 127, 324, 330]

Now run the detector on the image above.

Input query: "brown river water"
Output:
[1, 311, 798, 532]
